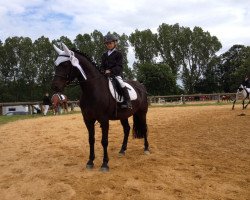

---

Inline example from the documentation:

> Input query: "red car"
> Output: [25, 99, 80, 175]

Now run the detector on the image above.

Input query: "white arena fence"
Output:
[148, 93, 236, 105]
[0, 101, 79, 116]
[0, 93, 238, 115]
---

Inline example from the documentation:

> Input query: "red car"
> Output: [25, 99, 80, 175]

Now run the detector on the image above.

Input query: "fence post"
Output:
[28, 105, 32, 114]
[0, 105, 2, 115]
[70, 103, 74, 111]
[181, 94, 186, 104]
[217, 94, 220, 103]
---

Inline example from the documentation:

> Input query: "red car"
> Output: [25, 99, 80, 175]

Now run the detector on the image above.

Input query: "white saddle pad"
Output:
[108, 80, 137, 102]
[54, 94, 66, 100]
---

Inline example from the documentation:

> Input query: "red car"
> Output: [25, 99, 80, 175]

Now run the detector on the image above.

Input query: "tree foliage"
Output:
[0, 25, 249, 102]
[218, 45, 250, 92]
[137, 63, 176, 95]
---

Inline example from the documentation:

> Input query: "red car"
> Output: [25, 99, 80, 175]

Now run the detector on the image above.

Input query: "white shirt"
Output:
[108, 48, 116, 56]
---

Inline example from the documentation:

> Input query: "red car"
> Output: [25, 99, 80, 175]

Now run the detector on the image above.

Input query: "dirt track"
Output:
[0, 105, 249, 200]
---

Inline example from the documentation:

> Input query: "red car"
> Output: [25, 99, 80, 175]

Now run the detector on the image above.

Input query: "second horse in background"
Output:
[51, 93, 68, 115]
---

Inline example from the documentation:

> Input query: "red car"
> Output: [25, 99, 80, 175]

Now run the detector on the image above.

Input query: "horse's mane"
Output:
[71, 49, 101, 71]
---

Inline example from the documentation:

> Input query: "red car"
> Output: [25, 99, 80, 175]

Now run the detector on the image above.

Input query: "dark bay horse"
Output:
[51, 93, 68, 115]
[52, 43, 149, 171]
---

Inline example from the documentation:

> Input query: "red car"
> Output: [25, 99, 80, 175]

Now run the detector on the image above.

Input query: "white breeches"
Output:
[43, 105, 49, 115]
[115, 76, 126, 88]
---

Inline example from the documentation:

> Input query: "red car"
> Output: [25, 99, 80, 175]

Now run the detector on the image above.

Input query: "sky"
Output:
[0, 0, 250, 64]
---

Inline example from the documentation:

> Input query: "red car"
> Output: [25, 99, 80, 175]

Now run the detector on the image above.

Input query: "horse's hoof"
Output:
[86, 161, 94, 169]
[118, 150, 125, 157]
[100, 167, 109, 172]
[144, 150, 150, 155]
[100, 163, 109, 172]
[86, 164, 94, 170]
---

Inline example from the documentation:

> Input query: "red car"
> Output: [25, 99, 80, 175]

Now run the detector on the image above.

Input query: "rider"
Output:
[242, 76, 250, 88]
[100, 33, 132, 109]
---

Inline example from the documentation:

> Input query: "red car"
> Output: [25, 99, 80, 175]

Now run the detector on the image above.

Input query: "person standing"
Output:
[42, 92, 51, 116]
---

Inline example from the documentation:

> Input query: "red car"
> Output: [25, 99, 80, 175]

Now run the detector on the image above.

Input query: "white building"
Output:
[2, 105, 28, 115]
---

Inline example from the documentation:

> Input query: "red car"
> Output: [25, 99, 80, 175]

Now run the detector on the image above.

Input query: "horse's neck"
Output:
[75, 54, 111, 102]
[245, 88, 250, 94]
[79, 56, 100, 79]
[78, 56, 107, 87]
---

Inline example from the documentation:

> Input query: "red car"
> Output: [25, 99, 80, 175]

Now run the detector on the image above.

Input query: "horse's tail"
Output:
[132, 114, 148, 139]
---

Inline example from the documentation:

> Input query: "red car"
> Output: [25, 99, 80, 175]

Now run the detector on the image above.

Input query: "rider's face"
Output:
[105, 41, 116, 50]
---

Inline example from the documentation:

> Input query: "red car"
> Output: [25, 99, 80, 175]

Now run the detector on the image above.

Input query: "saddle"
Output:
[108, 77, 137, 102]
[56, 94, 66, 101]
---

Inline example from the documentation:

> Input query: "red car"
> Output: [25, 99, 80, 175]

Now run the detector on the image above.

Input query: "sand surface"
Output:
[0, 105, 249, 200]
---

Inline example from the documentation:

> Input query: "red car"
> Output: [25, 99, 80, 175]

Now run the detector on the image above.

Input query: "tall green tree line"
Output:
[0, 24, 250, 102]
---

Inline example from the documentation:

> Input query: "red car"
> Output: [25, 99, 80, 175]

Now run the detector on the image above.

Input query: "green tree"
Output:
[74, 33, 95, 58]
[137, 63, 176, 95]
[157, 24, 222, 93]
[18, 37, 37, 100]
[218, 45, 250, 92]
[91, 30, 106, 64]
[194, 56, 221, 93]
[33, 36, 55, 97]
[0, 37, 37, 101]
[129, 29, 158, 64]
[156, 23, 184, 76]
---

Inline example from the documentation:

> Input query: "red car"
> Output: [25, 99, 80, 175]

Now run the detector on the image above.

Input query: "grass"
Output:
[0, 111, 81, 126]
[0, 114, 41, 126]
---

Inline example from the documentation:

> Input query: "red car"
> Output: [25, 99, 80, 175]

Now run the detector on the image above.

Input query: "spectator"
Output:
[42, 92, 51, 116]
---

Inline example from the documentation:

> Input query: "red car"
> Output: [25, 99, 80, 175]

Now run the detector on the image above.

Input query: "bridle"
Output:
[54, 54, 103, 86]
[54, 55, 74, 85]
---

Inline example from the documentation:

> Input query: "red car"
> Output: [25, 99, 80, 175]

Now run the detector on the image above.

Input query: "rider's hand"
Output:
[105, 70, 111, 74]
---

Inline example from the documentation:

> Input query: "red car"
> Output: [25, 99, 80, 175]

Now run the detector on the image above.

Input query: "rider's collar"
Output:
[108, 48, 116, 56]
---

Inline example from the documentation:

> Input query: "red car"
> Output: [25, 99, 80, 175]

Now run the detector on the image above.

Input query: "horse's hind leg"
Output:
[119, 119, 130, 156]
[232, 93, 238, 110]
[65, 103, 69, 113]
[244, 99, 250, 109]
[133, 112, 150, 154]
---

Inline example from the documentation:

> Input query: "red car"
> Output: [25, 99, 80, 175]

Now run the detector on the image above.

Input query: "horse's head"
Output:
[238, 84, 244, 92]
[52, 43, 87, 92]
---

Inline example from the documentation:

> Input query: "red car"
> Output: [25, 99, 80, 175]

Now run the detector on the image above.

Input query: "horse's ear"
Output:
[62, 43, 71, 56]
[53, 44, 64, 55]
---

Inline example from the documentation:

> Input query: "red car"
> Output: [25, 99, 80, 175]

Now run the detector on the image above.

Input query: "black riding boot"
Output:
[121, 87, 132, 109]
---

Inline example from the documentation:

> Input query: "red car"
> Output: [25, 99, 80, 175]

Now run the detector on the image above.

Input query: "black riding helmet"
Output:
[104, 34, 118, 43]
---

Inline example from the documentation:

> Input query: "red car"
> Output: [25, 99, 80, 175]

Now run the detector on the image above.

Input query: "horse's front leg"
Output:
[242, 99, 245, 110]
[65, 103, 69, 113]
[119, 119, 130, 156]
[53, 106, 57, 115]
[244, 98, 250, 109]
[232, 99, 236, 110]
[232, 94, 238, 110]
[84, 118, 96, 169]
[100, 120, 109, 172]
